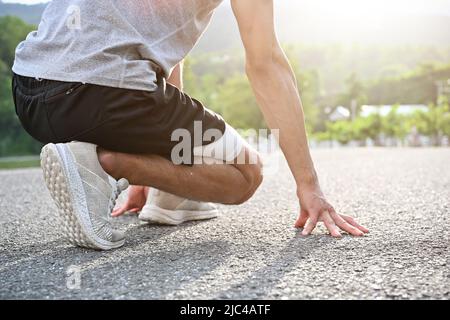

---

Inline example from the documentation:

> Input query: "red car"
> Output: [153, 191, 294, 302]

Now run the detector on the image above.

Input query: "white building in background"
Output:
[317, 104, 440, 148]
[328, 106, 351, 121]
[359, 104, 428, 117]
[326, 104, 428, 122]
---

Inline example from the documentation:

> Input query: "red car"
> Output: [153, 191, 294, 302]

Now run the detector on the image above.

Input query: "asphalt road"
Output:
[0, 148, 449, 299]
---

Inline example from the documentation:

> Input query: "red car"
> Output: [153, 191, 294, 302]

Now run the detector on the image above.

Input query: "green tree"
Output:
[0, 16, 35, 66]
[217, 74, 265, 130]
[412, 100, 449, 146]
[327, 120, 353, 145]
[0, 16, 41, 156]
[382, 105, 410, 145]
[350, 114, 383, 145]
[438, 98, 450, 140]
[336, 73, 367, 117]
[367, 63, 450, 105]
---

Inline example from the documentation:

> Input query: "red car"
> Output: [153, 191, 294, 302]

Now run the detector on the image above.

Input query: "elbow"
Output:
[245, 58, 274, 81]
[245, 46, 274, 72]
[245, 47, 285, 79]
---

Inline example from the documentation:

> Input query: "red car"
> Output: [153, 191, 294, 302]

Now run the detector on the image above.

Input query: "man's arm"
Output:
[231, 0, 316, 187]
[231, 0, 368, 237]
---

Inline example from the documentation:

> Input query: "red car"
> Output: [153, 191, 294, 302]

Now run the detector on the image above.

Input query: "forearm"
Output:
[246, 52, 318, 188]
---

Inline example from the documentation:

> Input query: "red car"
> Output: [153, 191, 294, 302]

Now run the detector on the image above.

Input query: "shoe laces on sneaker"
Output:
[94, 178, 128, 240]
[108, 178, 129, 214]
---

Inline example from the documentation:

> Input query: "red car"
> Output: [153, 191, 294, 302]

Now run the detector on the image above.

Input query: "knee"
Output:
[250, 154, 264, 192]
[232, 153, 263, 205]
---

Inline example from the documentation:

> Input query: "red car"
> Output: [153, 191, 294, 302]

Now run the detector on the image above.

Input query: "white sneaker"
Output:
[40, 142, 129, 250]
[138, 189, 218, 225]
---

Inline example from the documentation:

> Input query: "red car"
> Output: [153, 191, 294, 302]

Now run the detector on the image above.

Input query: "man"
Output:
[12, 0, 368, 250]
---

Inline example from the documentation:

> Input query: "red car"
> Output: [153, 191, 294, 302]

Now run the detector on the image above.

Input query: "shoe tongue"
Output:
[117, 178, 129, 191]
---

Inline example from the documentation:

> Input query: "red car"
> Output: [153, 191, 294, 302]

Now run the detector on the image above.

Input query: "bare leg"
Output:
[99, 147, 263, 205]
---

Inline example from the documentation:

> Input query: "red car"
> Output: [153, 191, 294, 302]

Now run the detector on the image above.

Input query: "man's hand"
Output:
[112, 185, 148, 217]
[295, 184, 369, 237]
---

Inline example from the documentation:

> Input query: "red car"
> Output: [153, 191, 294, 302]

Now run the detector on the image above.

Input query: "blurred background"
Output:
[0, 0, 449, 169]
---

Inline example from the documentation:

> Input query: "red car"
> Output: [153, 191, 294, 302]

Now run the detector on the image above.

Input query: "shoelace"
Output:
[93, 178, 129, 238]
[108, 178, 129, 214]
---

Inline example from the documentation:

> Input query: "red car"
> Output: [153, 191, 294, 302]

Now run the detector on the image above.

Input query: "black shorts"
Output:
[12, 73, 243, 164]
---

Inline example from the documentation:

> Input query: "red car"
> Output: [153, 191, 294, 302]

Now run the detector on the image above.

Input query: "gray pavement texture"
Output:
[0, 148, 449, 300]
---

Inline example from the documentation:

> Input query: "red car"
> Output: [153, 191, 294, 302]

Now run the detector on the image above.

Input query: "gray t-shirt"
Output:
[12, 0, 223, 92]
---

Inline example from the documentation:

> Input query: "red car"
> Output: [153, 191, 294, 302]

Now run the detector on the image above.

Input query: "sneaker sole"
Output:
[40, 143, 125, 250]
[138, 205, 218, 225]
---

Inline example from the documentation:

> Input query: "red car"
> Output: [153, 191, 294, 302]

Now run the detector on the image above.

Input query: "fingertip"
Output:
[348, 228, 364, 237]
[111, 210, 123, 217]
[357, 226, 369, 234]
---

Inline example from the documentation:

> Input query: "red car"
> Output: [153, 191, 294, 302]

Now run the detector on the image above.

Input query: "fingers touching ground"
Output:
[301, 214, 318, 236]
[294, 209, 309, 228]
[341, 214, 369, 233]
[298, 210, 369, 237]
[111, 206, 140, 217]
[321, 210, 342, 238]
[328, 209, 364, 236]
[298, 209, 342, 237]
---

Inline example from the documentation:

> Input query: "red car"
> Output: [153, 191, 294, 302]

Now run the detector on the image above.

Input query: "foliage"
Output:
[366, 63, 450, 105]
[411, 98, 450, 145]
[336, 73, 367, 116]
[216, 74, 266, 130]
[0, 15, 34, 66]
[0, 16, 41, 156]
[316, 99, 450, 146]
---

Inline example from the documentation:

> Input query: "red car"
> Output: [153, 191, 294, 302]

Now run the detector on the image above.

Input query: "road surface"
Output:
[0, 148, 449, 299]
